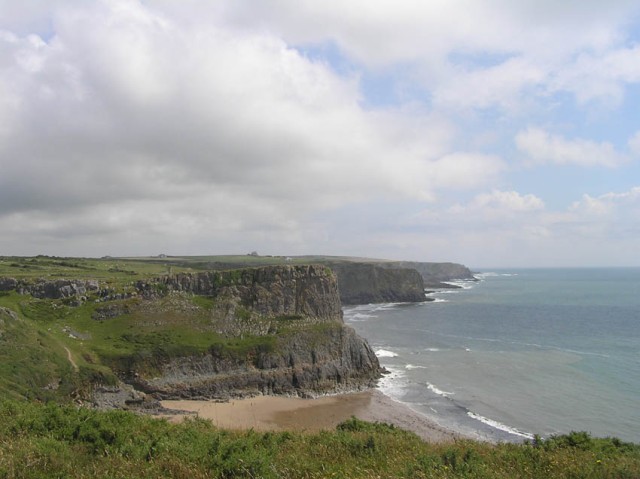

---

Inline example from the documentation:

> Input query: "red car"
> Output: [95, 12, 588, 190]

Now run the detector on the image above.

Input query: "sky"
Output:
[1, 0, 640, 268]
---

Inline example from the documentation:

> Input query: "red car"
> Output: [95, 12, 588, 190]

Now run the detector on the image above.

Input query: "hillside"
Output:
[0, 256, 380, 406]
[1, 402, 638, 478]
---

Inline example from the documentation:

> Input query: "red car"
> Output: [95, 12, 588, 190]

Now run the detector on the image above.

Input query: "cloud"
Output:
[0, 1, 638, 266]
[0, 0, 509, 256]
[220, 0, 640, 113]
[413, 190, 545, 228]
[570, 187, 640, 216]
[432, 57, 546, 111]
[550, 45, 640, 107]
[515, 127, 629, 167]
[468, 190, 545, 212]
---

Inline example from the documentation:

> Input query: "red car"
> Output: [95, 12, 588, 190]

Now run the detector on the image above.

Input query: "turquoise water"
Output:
[344, 268, 640, 443]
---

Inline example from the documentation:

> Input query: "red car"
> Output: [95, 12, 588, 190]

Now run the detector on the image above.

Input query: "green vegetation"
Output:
[0, 403, 638, 478]
[1, 255, 639, 478]
[0, 257, 330, 401]
[0, 255, 190, 281]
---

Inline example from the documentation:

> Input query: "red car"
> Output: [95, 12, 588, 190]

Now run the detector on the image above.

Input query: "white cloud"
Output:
[0, 0, 639, 266]
[219, 0, 640, 112]
[570, 187, 640, 216]
[470, 190, 545, 212]
[550, 45, 640, 106]
[515, 127, 629, 167]
[432, 57, 546, 111]
[427, 154, 505, 191]
[0, 0, 510, 256]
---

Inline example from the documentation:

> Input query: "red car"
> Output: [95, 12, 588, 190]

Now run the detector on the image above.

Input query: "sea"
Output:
[343, 268, 640, 443]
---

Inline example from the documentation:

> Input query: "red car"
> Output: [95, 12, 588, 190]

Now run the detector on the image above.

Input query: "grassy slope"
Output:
[0, 402, 638, 479]
[0, 256, 304, 400]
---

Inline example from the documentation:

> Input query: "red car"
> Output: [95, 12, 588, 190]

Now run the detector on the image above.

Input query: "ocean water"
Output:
[344, 268, 640, 443]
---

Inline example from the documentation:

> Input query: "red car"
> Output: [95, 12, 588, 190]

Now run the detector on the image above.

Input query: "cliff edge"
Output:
[328, 262, 426, 305]
[0, 264, 382, 403]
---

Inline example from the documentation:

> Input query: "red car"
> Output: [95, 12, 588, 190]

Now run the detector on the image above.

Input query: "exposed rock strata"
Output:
[0, 265, 384, 400]
[128, 324, 380, 399]
[327, 262, 426, 305]
[137, 265, 342, 322]
[0, 277, 101, 300]
[382, 261, 475, 283]
[128, 266, 380, 399]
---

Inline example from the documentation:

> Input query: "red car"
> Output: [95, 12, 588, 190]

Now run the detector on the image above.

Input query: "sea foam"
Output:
[375, 349, 398, 358]
[467, 412, 534, 439]
[426, 382, 454, 397]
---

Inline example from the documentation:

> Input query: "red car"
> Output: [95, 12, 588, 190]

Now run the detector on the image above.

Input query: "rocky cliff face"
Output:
[384, 261, 475, 282]
[130, 324, 380, 399]
[1, 265, 382, 401]
[137, 265, 342, 322]
[0, 278, 101, 300]
[121, 265, 380, 399]
[328, 262, 426, 305]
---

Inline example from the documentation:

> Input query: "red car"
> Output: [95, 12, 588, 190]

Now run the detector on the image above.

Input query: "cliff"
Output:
[129, 323, 380, 399]
[123, 266, 380, 398]
[327, 262, 426, 305]
[379, 261, 475, 287]
[0, 264, 382, 402]
[137, 265, 342, 322]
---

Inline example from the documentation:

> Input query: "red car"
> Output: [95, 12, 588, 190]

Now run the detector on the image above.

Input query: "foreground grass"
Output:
[0, 401, 638, 478]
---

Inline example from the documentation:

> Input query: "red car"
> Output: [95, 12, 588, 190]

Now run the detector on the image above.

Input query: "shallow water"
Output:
[344, 268, 640, 443]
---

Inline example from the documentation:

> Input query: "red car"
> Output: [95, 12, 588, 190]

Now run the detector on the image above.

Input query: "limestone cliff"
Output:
[113, 265, 381, 399]
[379, 261, 475, 288]
[327, 262, 426, 305]
[0, 277, 100, 300]
[1, 264, 382, 401]
[137, 264, 342, 322]
[129, 324, 380, 399]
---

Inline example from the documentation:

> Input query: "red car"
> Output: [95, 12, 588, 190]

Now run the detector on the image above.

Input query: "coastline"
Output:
[160, 389, 464, 443]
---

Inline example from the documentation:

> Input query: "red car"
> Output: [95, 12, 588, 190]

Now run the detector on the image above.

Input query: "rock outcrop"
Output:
[327, 262, 426, 305]
[0, 264, 384, 400]
[0, 277, 101, 300]
[383, 261, 475, 283]
[129, 324, 380, 399]
[137, 265, 342, 322]
[117, 265, 381, 399]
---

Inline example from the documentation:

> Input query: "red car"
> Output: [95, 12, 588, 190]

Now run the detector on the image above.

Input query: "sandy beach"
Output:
[161, 389, 462, 442]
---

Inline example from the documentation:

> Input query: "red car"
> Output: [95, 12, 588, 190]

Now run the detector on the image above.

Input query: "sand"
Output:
[161, 390, 462, 443]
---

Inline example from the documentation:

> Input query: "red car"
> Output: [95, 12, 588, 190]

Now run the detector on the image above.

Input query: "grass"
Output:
[1, 257, 639, 477]
[0, 256, 185, 281]
[0, 403, 637, 478]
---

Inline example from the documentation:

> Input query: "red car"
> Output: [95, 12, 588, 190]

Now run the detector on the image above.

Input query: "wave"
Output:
[405, 364, 428, 370]
[467, 412, 534, 439]
[475, 272, 519, 279]
[343, 302, 406, 320]
[376, 366, 407, 397]
[426, 382, 454, 397]
[425, 348, 441, 352]
[442, 280, 475, 290]
[346, 313, 376, 322]
[375, 349, 398, 358]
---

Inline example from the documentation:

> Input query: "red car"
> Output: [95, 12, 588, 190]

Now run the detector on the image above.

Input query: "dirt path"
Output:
[64, 346, 79, 371]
